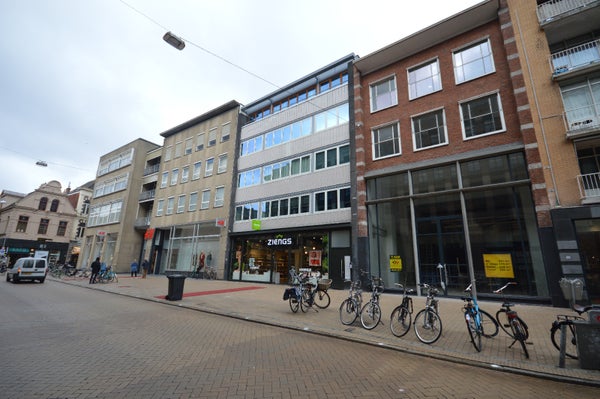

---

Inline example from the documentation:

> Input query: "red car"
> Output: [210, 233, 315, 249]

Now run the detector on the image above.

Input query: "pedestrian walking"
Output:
[141, 259, 149, 279]
[130, 259, 139, 277]
[90, 257, 101, 284]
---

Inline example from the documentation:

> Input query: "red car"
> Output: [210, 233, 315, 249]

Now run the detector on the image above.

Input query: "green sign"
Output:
[251, 219, 261, 230]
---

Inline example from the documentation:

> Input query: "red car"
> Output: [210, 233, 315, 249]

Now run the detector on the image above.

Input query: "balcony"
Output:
[134, 217, 151, 229]
[138, 189, 156, 202]
[564, 105, 600, 139]
[143, 164, 160, 176]
[550, 39, 600, 79]
[537, 0, 600, 44]
[577, 172, 600, 202]
[537, 0, 598, 24]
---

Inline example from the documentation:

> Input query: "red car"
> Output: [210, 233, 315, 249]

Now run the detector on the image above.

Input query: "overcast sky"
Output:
[0, 0, 481, 194]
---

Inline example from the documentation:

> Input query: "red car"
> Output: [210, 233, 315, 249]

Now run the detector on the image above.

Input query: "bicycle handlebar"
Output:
[492, 281, 517, 294]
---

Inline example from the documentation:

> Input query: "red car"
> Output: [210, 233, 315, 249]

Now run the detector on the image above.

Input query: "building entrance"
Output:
[575, 219, 600, 304]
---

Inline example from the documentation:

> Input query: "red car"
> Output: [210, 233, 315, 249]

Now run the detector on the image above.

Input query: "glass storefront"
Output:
[231, 231, 331, 284]
[366, 152, 548, 298]
[157, 223, 221, 274]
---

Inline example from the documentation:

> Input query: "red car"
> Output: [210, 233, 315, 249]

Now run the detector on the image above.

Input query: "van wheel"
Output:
[12, 276, 19, 284]
[39, 278, 45, 284]
[6, 273, 10, 282]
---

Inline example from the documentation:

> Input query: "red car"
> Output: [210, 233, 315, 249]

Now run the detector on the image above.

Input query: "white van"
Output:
[6, 257, 48, 283]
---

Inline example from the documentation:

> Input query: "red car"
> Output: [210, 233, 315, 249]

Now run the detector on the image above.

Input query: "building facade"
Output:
[353, 1, 556, 301]
[0, 181, 78, 265]
[66, 181, 94, 265]
[78, 139, 160, 273]
[148, 101, 241, 278]
[231, 55, 355, 287]
[505, 0, 600, 304]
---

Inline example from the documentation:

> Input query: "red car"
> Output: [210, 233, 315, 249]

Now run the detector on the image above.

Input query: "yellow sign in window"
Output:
[483, 253, 514, 278]
[390, 255, 402, 272]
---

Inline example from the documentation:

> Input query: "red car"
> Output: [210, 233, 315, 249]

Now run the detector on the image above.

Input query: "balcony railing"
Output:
[134, 217, 151, 228]
[138, 189, 156, 201]
[143, 164, 160, 176]
[564, 105, 600, 134]
[550, 39, 600, 76]
[537, 0, 598, 24]
[577, 172, 600, 200]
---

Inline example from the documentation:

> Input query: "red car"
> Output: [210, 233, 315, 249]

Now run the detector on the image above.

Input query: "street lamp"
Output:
[163, 31, 185, 50]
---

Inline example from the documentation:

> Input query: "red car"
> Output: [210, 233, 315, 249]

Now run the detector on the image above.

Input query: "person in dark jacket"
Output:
[141, 259, 149, 279]
[90, 257, 101, 284]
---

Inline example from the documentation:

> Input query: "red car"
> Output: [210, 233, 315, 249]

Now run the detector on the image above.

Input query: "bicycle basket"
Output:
[318, 279, 332, 291]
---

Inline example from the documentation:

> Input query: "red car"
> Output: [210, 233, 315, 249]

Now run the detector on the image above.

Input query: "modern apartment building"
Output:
[231, 55, 355, 287]
[0, 181, 78, 265]
[148, 100, 241, 278]
[505, 0, 600, 304]
[353, 1, 559, 302]
[78, 139, 160, 273]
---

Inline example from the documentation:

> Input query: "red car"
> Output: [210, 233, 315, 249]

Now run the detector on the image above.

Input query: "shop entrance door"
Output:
[416, 215, 468, 295]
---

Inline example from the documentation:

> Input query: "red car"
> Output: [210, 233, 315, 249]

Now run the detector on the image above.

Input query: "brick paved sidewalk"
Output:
[55, 274, 600, 387]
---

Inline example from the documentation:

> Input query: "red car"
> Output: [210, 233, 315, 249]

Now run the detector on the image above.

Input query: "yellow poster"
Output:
[390, 255, 402, 272]
[483, 253, 514, 278]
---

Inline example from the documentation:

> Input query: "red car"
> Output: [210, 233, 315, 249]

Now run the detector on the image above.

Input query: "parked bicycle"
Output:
[413, 283, 443, 344]
[191, 266, 216, 280]
[313, 277, 332, 309]
[286, 269, 319, 313]
[493, 282, 530, 358]
[360, 274, 384, 330]
[389, 283, 415, 338]
[550, 303, 600, 359]
[461, 284, 499, 352]
[97, 265, 118, 283]
[339, 277, 363, 325]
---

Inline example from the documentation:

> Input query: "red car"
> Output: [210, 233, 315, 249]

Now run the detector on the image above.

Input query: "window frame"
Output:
[372, 122, 401, 160]
[214, 186, 225, 207]
[453, 38, 496, 84]
[459, 91, 506, 140]
[370, 75, 398, 113]
[408, 58, 442, 100]
[411, 108, 448, 151]
[200, 190, 211, 210]
[176, 194, 186, 214]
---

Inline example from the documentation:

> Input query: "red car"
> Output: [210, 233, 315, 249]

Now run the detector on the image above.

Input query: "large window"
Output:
[453, 39, 495, 84]
[314, 187, 351, 212]
[177, 195, 186, 213]
[189, 192, 198, 212]
[97, 148, 133, 176]
[94, 174, 129, 198]
[38, 218, 49, 234]
[408, 59, 441, 99]
[315, 144, 350, 170]
[38, 197, 48, 210]
[460, 93, 505, 139]
[370, 76, 397, 112]
[160, 171, 168, 188]
[156, 199, 164, 216]
[166, 197, 174, 215]
[372, 123, 401, 159]
[170, 169, 179, 185]
[88, 201, 123, 226]
[214, 187, 225, 207]
[192, 161, 202, 180]
[561, 77, 600, 131]
[57, 221, 68, 236]
[181, 166, 189, 183]
[238, 168, 261, 188]
[205, 158, 214, 177]
[217, 154, 228, 174]
[412, 109, 447, 150]
[201, 190, 211, 209]
[16, 216, 28, 232]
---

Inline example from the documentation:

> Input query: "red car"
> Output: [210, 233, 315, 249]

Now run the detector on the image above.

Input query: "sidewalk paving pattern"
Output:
[55, 275, 600, 387]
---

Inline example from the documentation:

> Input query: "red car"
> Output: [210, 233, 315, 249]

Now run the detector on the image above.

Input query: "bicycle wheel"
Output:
[289, 296, 299, 313]
[339, 298, 359, 325]
[390, 305, 412, 337]
[360, 301, 381, 330]
[496, 309, 513, 338]
[550, 322, 578, 359]
[313, 289, 331, 309]
[414, 308, 442, 344]
[512, 319, 529, 359]
[300, 289, 312, 313]
[479, 309, 499, 338]
[465, 311, 482, 352]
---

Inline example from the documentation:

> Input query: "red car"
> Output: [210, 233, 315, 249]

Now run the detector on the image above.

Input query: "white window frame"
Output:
[408, 58, 442, 100]
[208, 128, 217, 147]
[160, 171, 169, 188]
[217, 154, 228, 174]
[205, 158, 214, 177]
[221, 123, 231, 142]
[189, 192, 198, 212]
[200, 190, 211, 210]
[181, 165, 190, 183]
[459, 92, 506, 140]
[166, 197, 175, 215]
[411, 108, 448, 151]
[176, 194, 186, 214]
[156, 199, 164, 216]
[174, 141, 183, 158]
[214, 186, 225, 207]
[170, 168, 179, 185]
[372, 122, 401, 160]
[196, 133, 205, 151]
[184, 138, 193, 155]
[453, 38, 495, 84]
[192, 161, 202, 180]
[370, 75, 398, 113]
